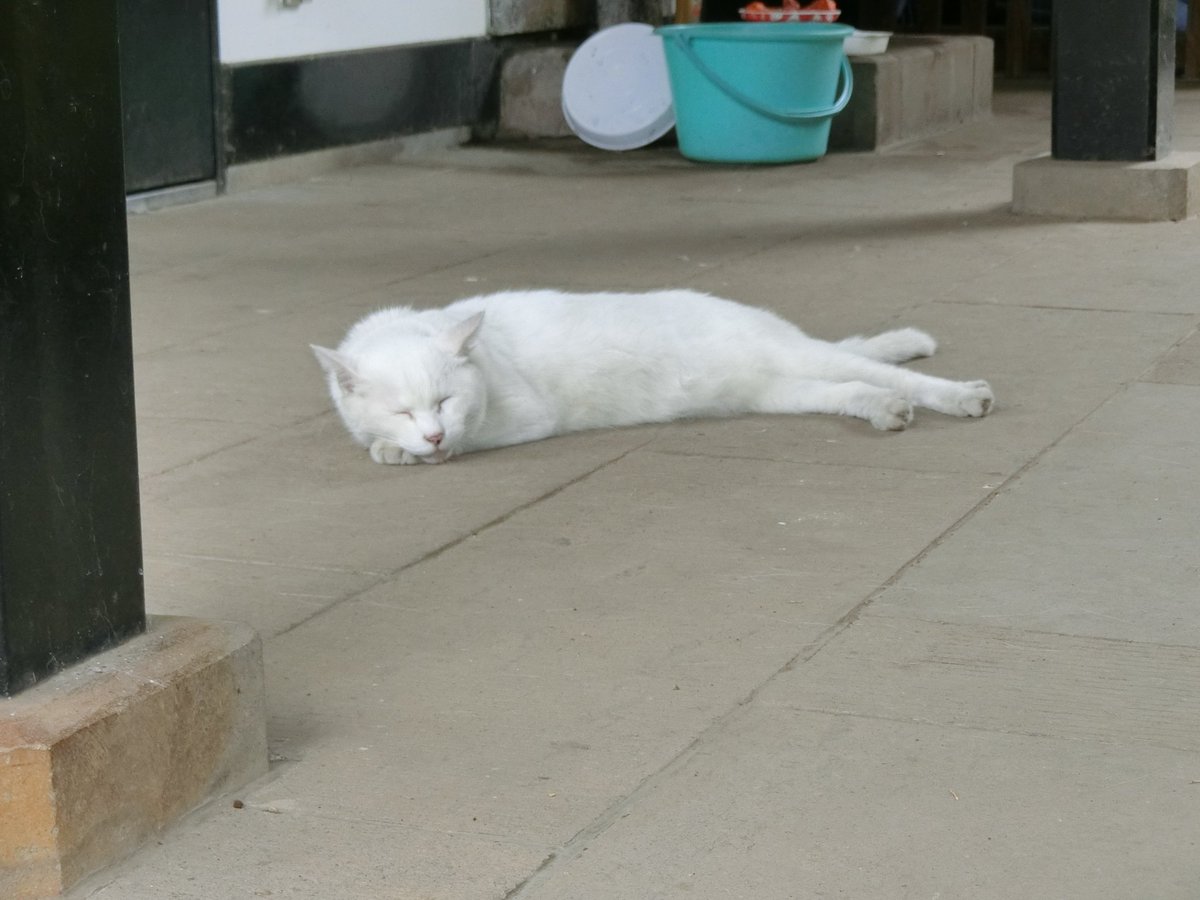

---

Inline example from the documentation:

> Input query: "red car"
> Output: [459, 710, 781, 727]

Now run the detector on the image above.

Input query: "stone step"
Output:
[830, 35, 993, 152]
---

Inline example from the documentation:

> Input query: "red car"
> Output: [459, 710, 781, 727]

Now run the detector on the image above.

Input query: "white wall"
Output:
[218, 0, 489, 65]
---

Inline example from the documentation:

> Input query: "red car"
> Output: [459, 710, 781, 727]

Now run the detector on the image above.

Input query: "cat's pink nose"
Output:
[425, 431, 444, 446]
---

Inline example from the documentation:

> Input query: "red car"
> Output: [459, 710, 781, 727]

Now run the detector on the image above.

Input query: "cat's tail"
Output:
[836, 327, 937, 364]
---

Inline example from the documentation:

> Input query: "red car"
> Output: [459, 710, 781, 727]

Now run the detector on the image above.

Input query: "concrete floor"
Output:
[75, 87, 1200, 898]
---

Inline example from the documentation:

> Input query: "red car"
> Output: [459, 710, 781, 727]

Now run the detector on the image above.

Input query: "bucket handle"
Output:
[667, 32, 853, 124]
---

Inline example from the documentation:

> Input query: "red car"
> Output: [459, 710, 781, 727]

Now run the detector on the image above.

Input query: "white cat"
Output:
[311, 289, 993, 465]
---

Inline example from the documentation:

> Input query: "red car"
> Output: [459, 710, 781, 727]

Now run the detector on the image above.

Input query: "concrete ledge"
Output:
[127, 180, 219, 215]
[224, 128, 471, 194]
[1012, 152, 1200, 221]
[829, 35, 993, 152]
[0, 617, 267, 899]
[499, 34, 993, 152]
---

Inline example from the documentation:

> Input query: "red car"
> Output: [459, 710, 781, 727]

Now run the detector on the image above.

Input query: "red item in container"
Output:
[738, 4, 841, 22]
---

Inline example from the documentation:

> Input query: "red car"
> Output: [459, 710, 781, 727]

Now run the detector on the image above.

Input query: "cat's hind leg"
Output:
[812, 352, 993, 419]
[755, 379, 914, 431]
[836, 327, 937, 364]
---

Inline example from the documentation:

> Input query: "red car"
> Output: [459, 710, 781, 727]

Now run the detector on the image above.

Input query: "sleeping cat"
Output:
[311, 289, 993, 465]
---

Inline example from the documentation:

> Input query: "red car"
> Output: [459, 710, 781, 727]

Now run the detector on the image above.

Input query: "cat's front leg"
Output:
[864, 392, 915, 431]
[369, 438, 419, 465]
[756, 379, 914, 430]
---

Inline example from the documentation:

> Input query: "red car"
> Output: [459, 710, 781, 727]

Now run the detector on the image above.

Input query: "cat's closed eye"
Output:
[437, 397, 451, 412]
[394, 409, 413, 419]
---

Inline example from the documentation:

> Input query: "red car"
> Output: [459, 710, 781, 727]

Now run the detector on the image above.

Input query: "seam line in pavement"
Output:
[502, 377, 1140, 899]
[268, 436, 658, 641]
[138, 409, 337, 479]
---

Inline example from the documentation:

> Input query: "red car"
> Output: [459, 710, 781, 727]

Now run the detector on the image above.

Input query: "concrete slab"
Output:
[938, 236, 1200, 314]
[685, 216, 1053, 319]
[79, 811, 545, 900]
[136, 415, 658, 573]
[867, 382, 1200, 646]
[508, 706, 1200, 900]
[762, 616, 1200, 749]
[133, 342, 327, 430]
[506, 592, 1200, 899]
[1145, 325, 1200, 384]
[82, 450, 992, 899]
[333, 448, 994, 654]
[140, 553, 374, 639]
[135, 417, 266, 479]
[1013, 151, 1200, 221]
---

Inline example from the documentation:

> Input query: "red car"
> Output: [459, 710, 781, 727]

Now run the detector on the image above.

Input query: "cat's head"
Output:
[312, 312, 484, 464]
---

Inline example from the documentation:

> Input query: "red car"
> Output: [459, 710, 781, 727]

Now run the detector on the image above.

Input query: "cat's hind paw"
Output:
[842, 328, 937, 363]
[370, 439, 419, 465]
[868, 395, 914, 431]
[876, 327, 937, 362]
[951, 380, 994, 418]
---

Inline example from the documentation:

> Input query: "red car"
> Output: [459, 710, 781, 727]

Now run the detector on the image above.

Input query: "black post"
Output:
[0, 2, 146, 696]
[1052, 0, 1175, 161]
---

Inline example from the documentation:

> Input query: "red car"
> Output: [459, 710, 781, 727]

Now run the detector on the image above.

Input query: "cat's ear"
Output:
[310, 345, 359, 394]
[437, 312, 484, 357]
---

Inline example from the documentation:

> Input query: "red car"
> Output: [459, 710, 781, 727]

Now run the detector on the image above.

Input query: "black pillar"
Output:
[0, 2, 146, 696]
[1052, 0, 1175, 161]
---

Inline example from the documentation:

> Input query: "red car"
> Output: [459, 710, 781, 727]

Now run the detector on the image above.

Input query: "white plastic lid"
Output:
[561, 23, 675, 152]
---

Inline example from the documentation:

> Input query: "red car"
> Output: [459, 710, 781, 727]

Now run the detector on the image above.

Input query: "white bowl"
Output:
[738, 7, 842, 22]
[844, 30, 892, 55]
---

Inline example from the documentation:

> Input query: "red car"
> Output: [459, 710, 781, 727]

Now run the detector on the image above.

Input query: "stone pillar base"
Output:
[1013, 152, 1200, 221]
[0, 617, 267, 899]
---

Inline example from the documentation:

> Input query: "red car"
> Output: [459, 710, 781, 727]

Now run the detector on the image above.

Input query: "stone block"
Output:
[830, 35, 993, 152]
[498, 44, 575, 140]
[0, 617, 267, 899]
[1012, 152, 1200, 221]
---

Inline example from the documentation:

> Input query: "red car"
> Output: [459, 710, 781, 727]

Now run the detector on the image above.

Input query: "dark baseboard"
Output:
[222, 38, 502, 165]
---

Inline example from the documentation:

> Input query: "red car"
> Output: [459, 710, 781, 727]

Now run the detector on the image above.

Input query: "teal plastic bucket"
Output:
[655, 23, 853, 164]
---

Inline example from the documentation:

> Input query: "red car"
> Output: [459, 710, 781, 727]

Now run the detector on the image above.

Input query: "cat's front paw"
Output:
[369, 439, 418, 465]
[951, 380, 994, 418]
[869, 395, 914, 431]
